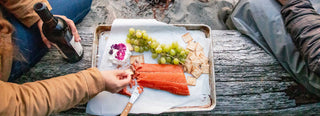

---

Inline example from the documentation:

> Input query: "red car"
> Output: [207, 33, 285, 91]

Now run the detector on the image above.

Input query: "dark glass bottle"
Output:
[34, 2, 83, 63]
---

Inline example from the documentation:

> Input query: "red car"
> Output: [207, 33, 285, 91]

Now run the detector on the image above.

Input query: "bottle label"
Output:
[70, 36, 83, 56]
[52, 43, 68, 59]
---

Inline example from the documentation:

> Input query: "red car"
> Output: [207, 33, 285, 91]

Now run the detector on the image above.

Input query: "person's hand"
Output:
[100, 70, 132, 93]
[37, 15, 81, 48]
[277, 0, 289, 6]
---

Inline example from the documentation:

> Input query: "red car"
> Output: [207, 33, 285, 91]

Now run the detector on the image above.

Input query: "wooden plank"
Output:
[216, 81, 294, 95]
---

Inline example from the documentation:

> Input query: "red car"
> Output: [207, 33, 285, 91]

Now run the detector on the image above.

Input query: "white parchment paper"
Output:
[86, 19, 211, 115]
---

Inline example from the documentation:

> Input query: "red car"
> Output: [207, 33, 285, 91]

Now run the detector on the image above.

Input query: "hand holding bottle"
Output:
[34, 2, 84, 63]
[37, 15, 81, 48]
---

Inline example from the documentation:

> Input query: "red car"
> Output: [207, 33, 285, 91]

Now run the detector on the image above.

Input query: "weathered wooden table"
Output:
[15, 0, 320, 115]
[17, 29, 320, 115]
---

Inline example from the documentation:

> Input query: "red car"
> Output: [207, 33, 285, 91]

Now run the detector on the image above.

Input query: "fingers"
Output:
[114, 70, 132, 87]
[55, 15, 81, 42]
[37, 20, 51, 48]
[118, 75, 132, 85]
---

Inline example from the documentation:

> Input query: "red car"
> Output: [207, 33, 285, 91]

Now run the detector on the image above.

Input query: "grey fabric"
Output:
[226, 0, 320, 96]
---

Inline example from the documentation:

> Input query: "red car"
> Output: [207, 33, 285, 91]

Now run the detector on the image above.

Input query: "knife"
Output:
[120, 86, 141, 116]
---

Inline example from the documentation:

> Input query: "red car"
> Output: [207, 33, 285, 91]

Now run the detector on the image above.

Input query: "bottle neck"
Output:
[34, 2, 57, 27]
[44, 17, 58, 28]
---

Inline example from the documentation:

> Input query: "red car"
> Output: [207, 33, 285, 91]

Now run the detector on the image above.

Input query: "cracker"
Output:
[201, 64, 210, 74]
[192, 58, 202, 67]
[195, 42, 203, 51]
[195, 49, 205, 58]
[188, 52, 197, 61]
[185, 63, 193, 73]
[187, 41, 197, 51]
[200, 55, 209, 65]
[187, 76, 197, 86]
[191, 66, 202, 78]
[182, 32, 193, 43]
[126, 43, 133, 51]
[130, 55, 144, 64]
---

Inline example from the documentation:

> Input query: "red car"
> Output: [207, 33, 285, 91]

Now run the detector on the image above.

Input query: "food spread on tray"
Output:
[111, 28, 209, 96]
[87, 20, 214, 115]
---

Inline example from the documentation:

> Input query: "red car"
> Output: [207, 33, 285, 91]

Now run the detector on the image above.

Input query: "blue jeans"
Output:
[7, 0, 92, 82]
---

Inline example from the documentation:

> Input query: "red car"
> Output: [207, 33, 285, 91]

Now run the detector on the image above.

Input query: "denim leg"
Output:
[48, 0, 93, 24]
[7, 12, 48, 82]
[8, 0, 92, 82]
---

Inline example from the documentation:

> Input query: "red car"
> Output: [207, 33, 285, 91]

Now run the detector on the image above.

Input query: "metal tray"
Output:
[91, 24, 216, 112]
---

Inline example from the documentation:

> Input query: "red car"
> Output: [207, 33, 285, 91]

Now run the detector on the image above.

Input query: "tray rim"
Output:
[91, 24, 216, 113]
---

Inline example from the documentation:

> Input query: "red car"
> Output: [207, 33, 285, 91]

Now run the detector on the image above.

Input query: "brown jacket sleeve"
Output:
[281, 0, 320, 76]
[0, 0, 52, 27]
[0, 68, 105, 116]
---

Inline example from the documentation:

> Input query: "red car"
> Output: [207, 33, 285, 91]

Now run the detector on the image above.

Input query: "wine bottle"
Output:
[34, 2, 83, 63]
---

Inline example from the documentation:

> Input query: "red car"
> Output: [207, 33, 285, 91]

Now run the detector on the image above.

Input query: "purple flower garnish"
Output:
[118, 43, 126, 51]
[114, 44, 119, 50]
[110, 43, 127, 61]
[115, 51, 124, 60]
[109, 49, 113, 55]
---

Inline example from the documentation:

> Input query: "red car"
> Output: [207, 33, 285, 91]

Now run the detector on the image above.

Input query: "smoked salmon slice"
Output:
[119, 63, 190, 96]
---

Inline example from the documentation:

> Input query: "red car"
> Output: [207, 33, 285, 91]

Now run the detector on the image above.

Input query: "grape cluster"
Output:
[126, 28, 189, 65]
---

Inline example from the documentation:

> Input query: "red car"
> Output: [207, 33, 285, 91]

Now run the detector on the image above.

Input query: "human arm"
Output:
[281, 0, 320, 75]
[0, 68, 131, 115]
[277, 0, 289, 6]
[0, 0, 52, 27]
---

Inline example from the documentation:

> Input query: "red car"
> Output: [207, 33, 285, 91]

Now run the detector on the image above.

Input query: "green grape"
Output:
[160, 57, 166, 64]
[185, 49, 190, 55]
[180, 50, 186, 56]
[126, 38, 131, 43]
[180, 58, 186, 64]
[171, 41, 179, 49]
[180, 54, 187, 59]
[155, 47, 162, 54]
[133, 39, 139, 45]
[143, 33, 148, 40]
[140, 40, 146, 45]
[151, 48, 156, 53]
[139, 46, 144, 53]
[166, 57, 172, 63]
[142, 30, 146, 34]
[143, 46, 149, 51]
[160, 44, 166, 49]
[129, 28, 135, 35]
[170, 49, 176, 56]
[127, 34, 131, 38]
[158, 58, 162, 64]
[152, 53, 158, 59]
[147, 37, 152, 42]
[151, 42, 157, 48]
[154, 42, 159, 47]
[134, 46, 140, 52]
[163, 44, 171, 53]
[151, 38, 157, 42]
[173, 58, 180, 65]
[176, 46, 183, 53]
[136, 31, 142, 38]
